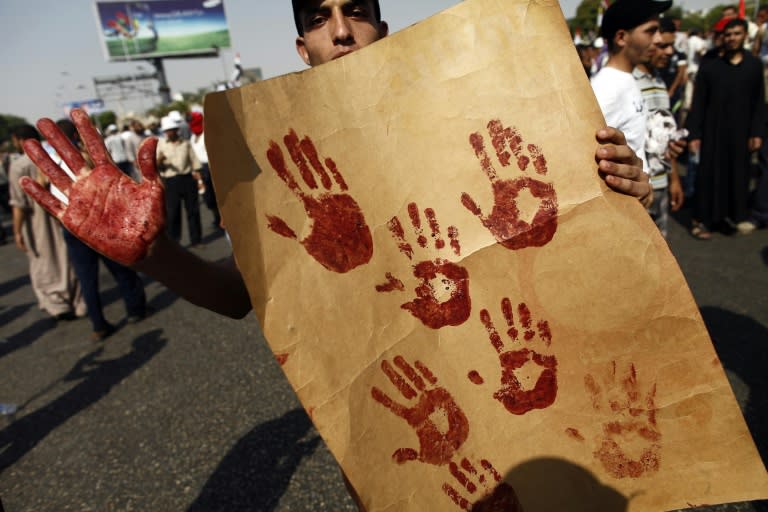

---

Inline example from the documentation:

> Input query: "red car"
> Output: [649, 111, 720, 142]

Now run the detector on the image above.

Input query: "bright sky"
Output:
[1, 0, 727, 124]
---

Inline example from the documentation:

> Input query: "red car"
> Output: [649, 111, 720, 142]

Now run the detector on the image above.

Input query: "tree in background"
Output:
[96, 111, 117, 131]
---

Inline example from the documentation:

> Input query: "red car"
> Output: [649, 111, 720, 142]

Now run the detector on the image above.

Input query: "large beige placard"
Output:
[204, 0, 768, 510]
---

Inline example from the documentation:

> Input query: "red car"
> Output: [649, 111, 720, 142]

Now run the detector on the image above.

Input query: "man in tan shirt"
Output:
[156, 115, 202, 246]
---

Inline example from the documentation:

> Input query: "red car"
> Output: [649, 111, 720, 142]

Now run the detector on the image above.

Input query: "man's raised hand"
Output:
[20, 109, 165, 266]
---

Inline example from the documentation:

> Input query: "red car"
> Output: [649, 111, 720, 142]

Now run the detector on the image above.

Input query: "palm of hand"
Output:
[63, 162, 165, 265]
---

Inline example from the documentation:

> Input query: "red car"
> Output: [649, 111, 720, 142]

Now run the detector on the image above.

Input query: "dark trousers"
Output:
[163, 174, 201, 245]
[199, 163, 220, 226]
[63, 230, 146, 332]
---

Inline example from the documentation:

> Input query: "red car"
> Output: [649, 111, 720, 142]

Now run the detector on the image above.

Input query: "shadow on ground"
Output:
[187, 408, 320, 512]
[0, 329, 167, 474]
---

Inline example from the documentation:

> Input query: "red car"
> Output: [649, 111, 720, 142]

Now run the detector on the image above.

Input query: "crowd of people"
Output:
[580, 2, 768, 240]
[1, 108, 220, 341]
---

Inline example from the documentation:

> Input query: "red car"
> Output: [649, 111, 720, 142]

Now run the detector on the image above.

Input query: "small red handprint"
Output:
[442, 458, 523, 511]
[584, 362, 661, 479]
[471, 298, 557, 415]
[371, 355, 469, 466]
[265, 129, 373, 273]
[375, 202, 470, 329]
[461, 120, 558, 250]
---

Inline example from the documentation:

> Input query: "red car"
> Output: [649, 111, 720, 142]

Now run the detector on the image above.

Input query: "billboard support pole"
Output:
[151, 58, 171, 105]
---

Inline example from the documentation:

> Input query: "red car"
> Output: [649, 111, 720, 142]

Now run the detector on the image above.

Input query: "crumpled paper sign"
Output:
[204, 0, 768, 510]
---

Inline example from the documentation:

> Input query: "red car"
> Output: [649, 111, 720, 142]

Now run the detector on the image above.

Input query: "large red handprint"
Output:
[20, 109, 165, 266]
[371, 355, 469, 466]
[443, 458, 523, 512]
[265, 129, 372, 273]
[461, 120, 558, 250]
[375, 202, 470, 329]
[583, 362, 661, 479]
[471, 299, 557, 415]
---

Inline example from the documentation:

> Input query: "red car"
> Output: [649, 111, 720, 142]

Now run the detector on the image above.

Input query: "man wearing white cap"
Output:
[103, 123, 132, 176]
[157, 115, 202, 246]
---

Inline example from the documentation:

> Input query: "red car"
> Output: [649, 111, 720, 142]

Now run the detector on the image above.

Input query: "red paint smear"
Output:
[565, 427, 585, 441]
[537, 320, 552, 346]
[468, 371, 484, 385]
[394, 356, 426, 391]
[371, 358, 469, 466]
[298, 135, 332, 189]
[450, 461, 477, 493]
[469, 132, 496, 180]
[375, 272, 405, 292]
[442, 483, 470, 510]
[414, 361, 438, 385]
[275, 353, 290, 366]
[284, 129, 318, 189]
[402, 259, 470, 329]
[494, 348, 558, 415]
[387, 217, 413, 259]
[448, 226, 461, 256]
[595, 437, 661, 479]
[324, 157, 348, 190]
[517, 303, 532, 330]
[424, 207, 443, 249]
[527, 143, 548, 175]
[298, 193, 373, 273]
[266, 215, 297, 239]
[463, 176, 558, 251]
[380, 359, 417, 400]
[480, 309, 505, 353]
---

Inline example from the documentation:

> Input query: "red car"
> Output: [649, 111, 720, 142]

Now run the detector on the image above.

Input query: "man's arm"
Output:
[12, 206, 26, 252]
[134, 235, 252, 319]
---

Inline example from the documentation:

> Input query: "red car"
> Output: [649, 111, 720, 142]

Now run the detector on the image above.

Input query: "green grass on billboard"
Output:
[106, 30, 230, 58]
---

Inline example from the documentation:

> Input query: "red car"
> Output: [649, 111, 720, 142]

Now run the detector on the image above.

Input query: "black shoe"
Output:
[91, 323, 116, 341]
[55, 311, 77, 322]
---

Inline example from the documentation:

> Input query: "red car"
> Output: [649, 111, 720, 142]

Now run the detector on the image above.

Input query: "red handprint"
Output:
[584, 362, 661, 479]
[265, 129, 372, 273]
[375, 203, 470, 329]
[371, 356, 469, 466]
[442, 458, 523, 511]
[461, 120, 558, 250]
[20, 109, 165, 266]
[471, 299, 557, 415]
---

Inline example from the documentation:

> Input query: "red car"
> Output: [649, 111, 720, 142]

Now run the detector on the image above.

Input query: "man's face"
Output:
[621, 19, 662, 66]
[650, 32, 676, 69]
[295, 0, 388, 66]
[724, 24, 747, 52]
[722, 6, 737, 18]
[164, 128, 179, 141]
[758, 9, 768, 25]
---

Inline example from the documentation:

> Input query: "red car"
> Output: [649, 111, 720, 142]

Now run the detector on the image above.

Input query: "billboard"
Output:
[94, 0, 231, 61]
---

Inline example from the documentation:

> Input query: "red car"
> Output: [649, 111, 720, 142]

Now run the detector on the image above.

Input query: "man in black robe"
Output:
[686, 17, 767, 237]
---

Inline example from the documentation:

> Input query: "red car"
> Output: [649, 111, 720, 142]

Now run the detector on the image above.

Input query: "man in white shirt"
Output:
[591, 0, 672, 192]
[103, 124, 132, 176]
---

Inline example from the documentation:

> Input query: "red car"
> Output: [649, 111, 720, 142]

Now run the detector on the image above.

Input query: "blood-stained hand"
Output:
[442, 457, 523, 511]
[583, 362, 661, 479]
[462, 120, 558, 250]
[375, 202, 470, 329]
[470, 299, 557, 415]
[20, 109, 165, 266]
[265, 129, 373, 273]
[371, 355, 469, 466]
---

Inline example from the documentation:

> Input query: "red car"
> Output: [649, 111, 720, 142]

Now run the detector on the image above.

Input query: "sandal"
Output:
[691, 221, 712, 240]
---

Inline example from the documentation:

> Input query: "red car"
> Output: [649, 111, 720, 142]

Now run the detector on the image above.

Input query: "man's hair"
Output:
[56, 119, 78, 142]
[725, 17, 748, 31]
[11, 124, 40, 141]
[292, 0, 381, 36]
[659, 17, 676, 34]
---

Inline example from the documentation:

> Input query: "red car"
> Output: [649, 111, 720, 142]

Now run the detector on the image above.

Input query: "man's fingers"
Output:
[22, 139, 74, 196]
[36, 118, 87, 176]
[596, 126, 628, 147]
[19, 176, 65, 219]
[595, 143, 641, 166]
[136, 137, 159, 182]
[71, 109, 113, 168]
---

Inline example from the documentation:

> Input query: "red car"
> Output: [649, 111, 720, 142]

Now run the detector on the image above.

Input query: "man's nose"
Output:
[330, 9, 354, 44]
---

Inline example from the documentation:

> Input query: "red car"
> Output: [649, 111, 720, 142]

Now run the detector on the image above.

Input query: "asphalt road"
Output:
[0, 203, 765, 512]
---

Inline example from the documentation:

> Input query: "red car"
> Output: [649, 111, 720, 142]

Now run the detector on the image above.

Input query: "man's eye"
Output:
[310, 15, 326, 26]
